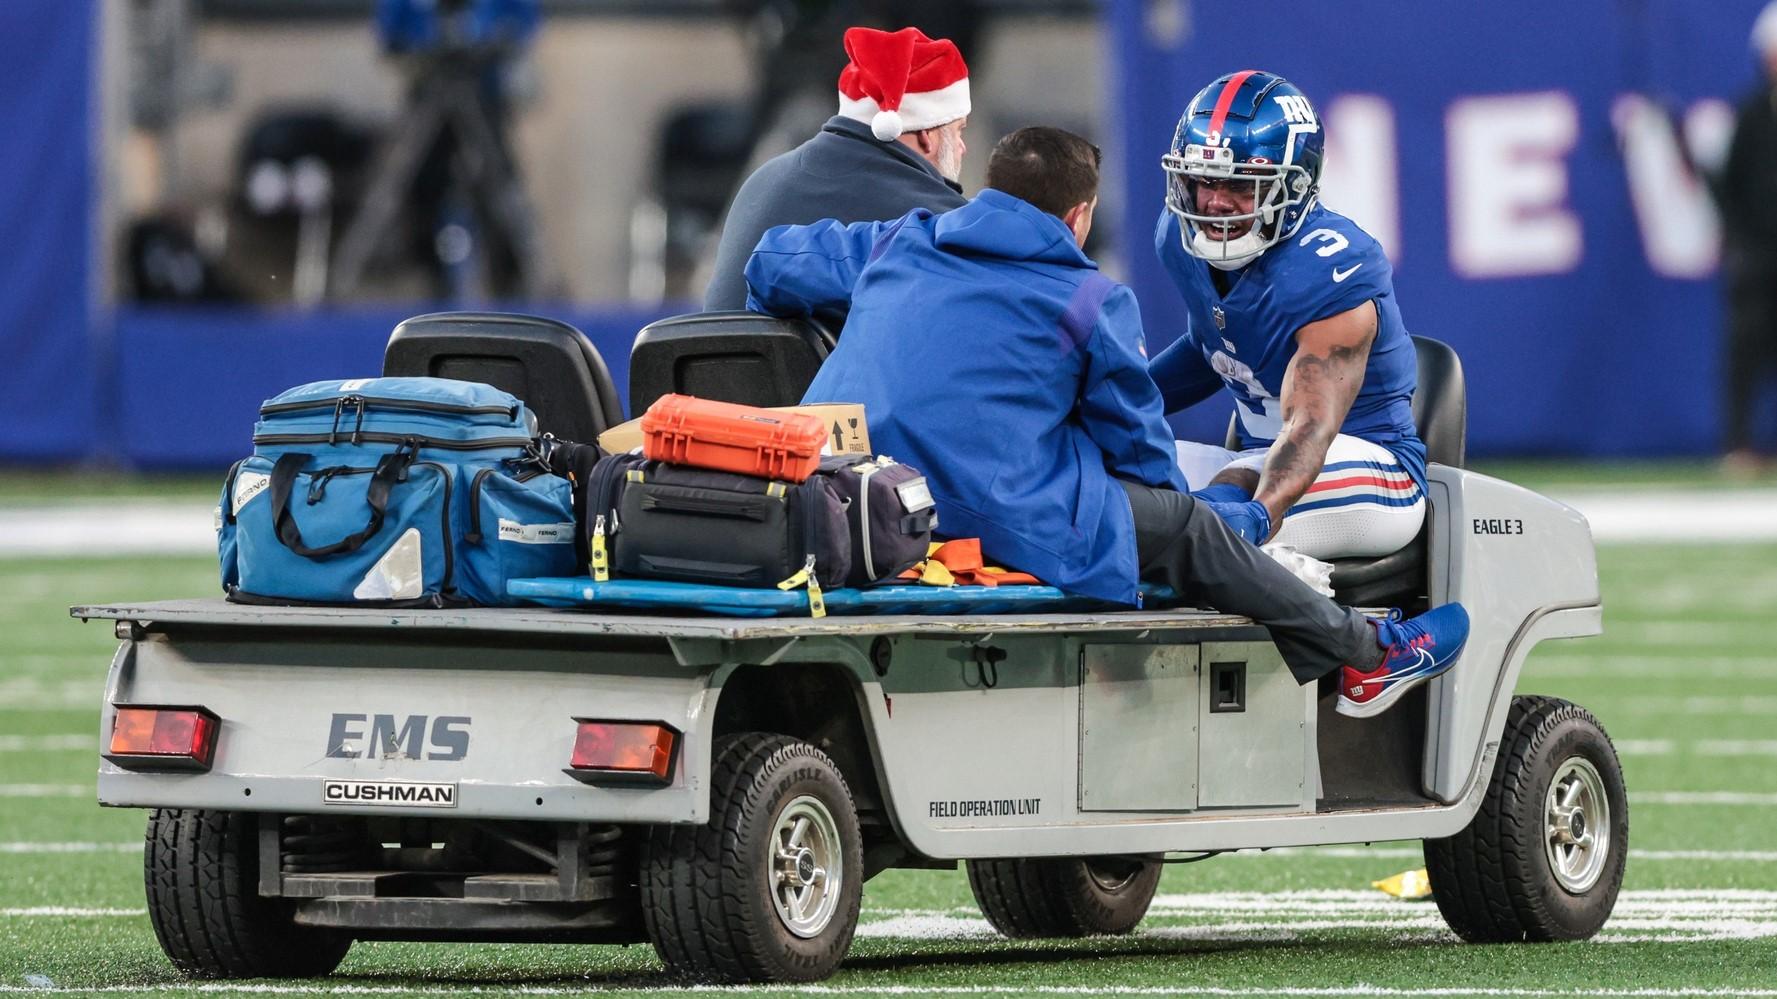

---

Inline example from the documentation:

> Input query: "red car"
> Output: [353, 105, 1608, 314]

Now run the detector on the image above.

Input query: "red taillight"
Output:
[565, 721, 676, 785]
[106, 706, 219, 771]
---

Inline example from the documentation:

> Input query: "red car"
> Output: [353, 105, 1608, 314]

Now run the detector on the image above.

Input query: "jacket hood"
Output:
[932, 189, 1095, 268]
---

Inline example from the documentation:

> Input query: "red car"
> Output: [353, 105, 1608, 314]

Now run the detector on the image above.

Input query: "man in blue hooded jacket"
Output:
[744, 127, 1468, 718]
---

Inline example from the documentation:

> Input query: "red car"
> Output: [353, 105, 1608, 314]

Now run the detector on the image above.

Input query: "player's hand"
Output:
[1204, 499, 1272, 545]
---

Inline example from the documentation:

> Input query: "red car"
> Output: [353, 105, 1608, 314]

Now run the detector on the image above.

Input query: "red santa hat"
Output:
[837, 27, 971, 142]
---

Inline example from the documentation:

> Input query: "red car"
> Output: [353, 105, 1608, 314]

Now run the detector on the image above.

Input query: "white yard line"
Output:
[1525, 656, 1777, 680]
[3, 983, 1777, 996]
[0, 734, 94, 752]
[10, 843, 1770, 861]
[1552, 488, 1777, 543]
[1140, 889, 1777, 912]
[1628, 849, 1777, 861]
[0, 502, 214, 557]
[849, 890, 1777, 944]
[0, 677, 104, 710]
[1586, 620, 1777, 646]
[1629, 791, 1777, 805]
[1, 907, 144, 917]
[1603, 739, 1777, 758]
[1612, 739, 1677, 755]
[0, 784, 88, 797]
[1695, 740, 1777, 756]
[1223, 846, 1777, 862]
[6, 488, 1776, 559]
[1016, 919, 1776, 945]
[0, 842, 142, 854]
[1608, 695, 1777, 715]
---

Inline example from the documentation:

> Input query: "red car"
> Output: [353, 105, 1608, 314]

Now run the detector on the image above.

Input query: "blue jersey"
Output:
[1149, 204, 1426, 489]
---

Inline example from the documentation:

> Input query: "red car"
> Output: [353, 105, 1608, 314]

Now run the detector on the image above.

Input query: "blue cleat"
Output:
[1337, 603, 1471, 719]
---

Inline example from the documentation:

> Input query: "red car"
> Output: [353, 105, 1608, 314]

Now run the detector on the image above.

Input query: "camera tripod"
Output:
[328, 46, 544, 302]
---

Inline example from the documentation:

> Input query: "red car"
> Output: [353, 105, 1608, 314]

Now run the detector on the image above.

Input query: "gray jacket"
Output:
[703, 115, 967, 311]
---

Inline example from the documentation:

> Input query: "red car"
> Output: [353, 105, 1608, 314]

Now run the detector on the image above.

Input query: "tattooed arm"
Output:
[1251, 301, 1378, 539]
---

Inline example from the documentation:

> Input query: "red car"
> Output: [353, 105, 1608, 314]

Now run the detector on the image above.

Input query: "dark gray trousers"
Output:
[1120, 480, 1380, 684]
[1724, 254, 1777, 452]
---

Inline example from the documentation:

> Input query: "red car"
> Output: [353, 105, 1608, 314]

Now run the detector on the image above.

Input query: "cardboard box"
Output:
[598, 403, 870, 457]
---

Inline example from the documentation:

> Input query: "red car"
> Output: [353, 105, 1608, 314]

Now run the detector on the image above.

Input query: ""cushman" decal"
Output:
[323, 779, 458, 808]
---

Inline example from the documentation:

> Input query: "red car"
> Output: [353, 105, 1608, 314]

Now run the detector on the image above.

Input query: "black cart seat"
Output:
[627, 310, 835, 418]
[383, 312, 625, 443]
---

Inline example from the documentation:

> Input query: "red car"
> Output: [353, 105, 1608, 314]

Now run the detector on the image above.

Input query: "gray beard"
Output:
[936, 130, 964, 184]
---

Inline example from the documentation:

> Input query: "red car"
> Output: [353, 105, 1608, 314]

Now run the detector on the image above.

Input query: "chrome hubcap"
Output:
[769, 795, 842, 938]
[1545, 756, 1611, 893]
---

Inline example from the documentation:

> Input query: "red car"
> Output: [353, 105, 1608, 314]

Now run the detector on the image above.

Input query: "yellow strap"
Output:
[625, 469, 645, 482]
[806, 576, 827, 618]
[590, 515, 610, 582]
[917, 559, 956, 587]
[591, 534, 609, 581]
[766, 482, 787, 498]
[776, 566, 811, 591]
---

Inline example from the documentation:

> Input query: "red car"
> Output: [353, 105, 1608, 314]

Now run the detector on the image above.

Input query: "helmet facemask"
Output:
[1163, 143, 1316, 270]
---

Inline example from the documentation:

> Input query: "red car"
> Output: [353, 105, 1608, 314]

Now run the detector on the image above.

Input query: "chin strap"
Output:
[1189, 226, 1266, 270]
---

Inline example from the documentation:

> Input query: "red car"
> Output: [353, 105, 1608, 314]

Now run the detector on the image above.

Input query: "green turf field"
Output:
[2, 525, 1775, 995]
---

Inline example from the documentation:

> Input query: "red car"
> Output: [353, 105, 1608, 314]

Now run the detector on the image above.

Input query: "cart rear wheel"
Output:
[144, 809, 352, 978]
[640, 733, 863, 983]
[967, 855, 1163, 938]
[1424, 695, 1628, 942]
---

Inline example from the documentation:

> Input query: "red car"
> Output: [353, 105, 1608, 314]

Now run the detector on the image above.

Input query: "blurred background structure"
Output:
[0, 0, 1773, 469]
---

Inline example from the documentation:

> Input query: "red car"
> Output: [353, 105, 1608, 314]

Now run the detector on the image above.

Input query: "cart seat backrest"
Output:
[382, 312, 625, 443]
[628, 311, 835, 419]
[1408, 336, 1466, 469]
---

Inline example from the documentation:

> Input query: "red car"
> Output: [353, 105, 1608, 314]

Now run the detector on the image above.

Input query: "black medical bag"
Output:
[582, 453, 936, 590]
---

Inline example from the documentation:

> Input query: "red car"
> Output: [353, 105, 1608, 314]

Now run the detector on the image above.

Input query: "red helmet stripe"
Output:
[1206, 69, 1260, 141]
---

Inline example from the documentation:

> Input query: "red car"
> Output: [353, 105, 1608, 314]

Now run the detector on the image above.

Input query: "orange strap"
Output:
[897, 538, 1043, 587]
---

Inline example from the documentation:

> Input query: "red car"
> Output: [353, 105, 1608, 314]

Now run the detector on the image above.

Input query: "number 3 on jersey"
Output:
[1299, 228, 1349, 257]
[1208, 349, 1282, 437]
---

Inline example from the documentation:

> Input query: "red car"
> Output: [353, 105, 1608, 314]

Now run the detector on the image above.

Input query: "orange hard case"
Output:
[639, 394, 828, 482]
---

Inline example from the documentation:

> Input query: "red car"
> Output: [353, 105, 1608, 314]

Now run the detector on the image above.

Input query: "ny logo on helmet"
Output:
[1275, 95, 1318, 127]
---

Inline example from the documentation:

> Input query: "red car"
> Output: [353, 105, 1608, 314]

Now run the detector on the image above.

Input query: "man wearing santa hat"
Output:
[703, 25, 970, 312]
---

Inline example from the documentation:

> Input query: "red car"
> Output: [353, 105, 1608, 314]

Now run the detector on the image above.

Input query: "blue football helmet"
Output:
[1162, 70, 1325, 269]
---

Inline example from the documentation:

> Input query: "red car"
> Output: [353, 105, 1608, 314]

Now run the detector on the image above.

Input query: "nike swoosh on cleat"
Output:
[1332, 263, 1363, 283]
[1377, 648, 1437, 686]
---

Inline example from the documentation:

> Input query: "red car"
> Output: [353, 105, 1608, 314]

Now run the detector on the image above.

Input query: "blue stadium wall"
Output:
[0, 1, 99, 461]
[1112, 0, 1774, 456]
[0, 2, 1771, 467]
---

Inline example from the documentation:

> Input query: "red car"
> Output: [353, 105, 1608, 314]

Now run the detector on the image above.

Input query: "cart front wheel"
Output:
[1424, 695, 1628, 942]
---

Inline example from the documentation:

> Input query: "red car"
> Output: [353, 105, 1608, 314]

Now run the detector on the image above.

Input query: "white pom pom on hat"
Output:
[871, 109, 905, 141]
[837, 27, 971, 140]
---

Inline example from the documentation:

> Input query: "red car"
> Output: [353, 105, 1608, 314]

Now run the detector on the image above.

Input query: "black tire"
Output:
[144, 809, 352, 978]
[966, 855, 1163, 938]
[639, 733, 863, 983]
[1424, 695, 1628, 942]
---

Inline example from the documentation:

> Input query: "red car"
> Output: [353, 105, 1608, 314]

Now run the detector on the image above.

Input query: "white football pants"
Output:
[1173, 434, 1426, 559]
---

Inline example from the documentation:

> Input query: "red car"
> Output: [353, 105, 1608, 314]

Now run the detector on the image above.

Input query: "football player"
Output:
[1150, 70, 1425, 559]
